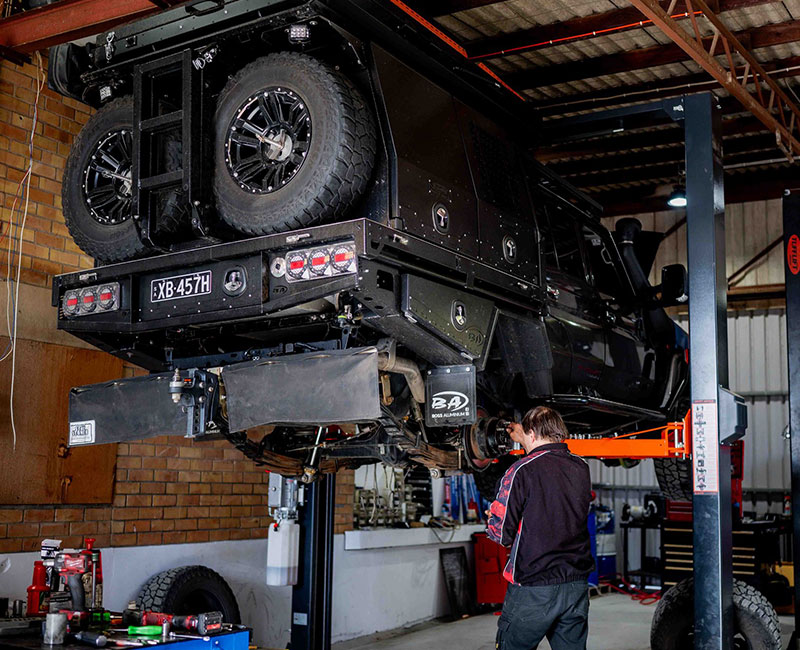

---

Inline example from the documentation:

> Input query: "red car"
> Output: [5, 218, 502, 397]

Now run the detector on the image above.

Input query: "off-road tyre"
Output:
[653, 457, 692, 501]
[213, 52, 376, 235]
[650, 577, 781, 650]
[473, 455, 516, 503]
[136, 565, 240, 624]
[63, 97, 184, 263]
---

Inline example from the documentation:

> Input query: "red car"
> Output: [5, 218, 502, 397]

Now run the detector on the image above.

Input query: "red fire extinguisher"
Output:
[26, 560, 49, 615]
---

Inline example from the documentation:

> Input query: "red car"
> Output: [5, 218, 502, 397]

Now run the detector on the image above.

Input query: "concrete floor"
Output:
[334, 593, 796, 650]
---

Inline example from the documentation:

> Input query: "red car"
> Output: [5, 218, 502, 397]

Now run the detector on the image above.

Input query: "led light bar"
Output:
[282, 242, 357, 284]
[62, 282, 120, 318]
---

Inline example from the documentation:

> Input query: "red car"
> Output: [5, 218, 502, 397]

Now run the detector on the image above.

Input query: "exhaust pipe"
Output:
[376, 339, 425, 403]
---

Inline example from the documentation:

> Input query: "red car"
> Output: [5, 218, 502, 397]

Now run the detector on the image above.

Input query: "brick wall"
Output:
[0, 56, 357, 550]
[0, 437, 269, 554]
[0, 441, 355, 553]
[334, 470, 355, 534]
[0, 55, 94, 287]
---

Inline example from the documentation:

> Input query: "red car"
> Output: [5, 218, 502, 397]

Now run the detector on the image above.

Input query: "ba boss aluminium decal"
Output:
[69, 420, 95, 446]
[424, 365, 477, 427]
[429, 390, 471, 422]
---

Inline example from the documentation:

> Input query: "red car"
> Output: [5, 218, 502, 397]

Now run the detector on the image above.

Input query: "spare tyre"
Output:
[62, 97, 185, 262]
[136, 565, 240, 624]
[653, 457, 692, 501]
[651, 577, 781, 650]
[213, 52, 377, 235]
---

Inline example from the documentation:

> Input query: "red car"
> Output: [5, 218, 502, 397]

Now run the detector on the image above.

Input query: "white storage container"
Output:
[266, 520, 300, 586]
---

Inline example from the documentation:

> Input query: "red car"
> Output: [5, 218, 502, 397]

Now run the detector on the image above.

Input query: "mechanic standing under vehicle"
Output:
[486, 406, 594, 650]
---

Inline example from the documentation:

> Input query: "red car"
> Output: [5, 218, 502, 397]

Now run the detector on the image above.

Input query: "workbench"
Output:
[0, 628, 249, 649]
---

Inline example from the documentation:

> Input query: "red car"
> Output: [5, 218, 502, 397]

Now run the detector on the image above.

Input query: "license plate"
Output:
[151, 270, 212, 302]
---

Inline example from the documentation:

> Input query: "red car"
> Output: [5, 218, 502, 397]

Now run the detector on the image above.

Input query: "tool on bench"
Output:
[81, 539, 103, 610]
[0, 617, 41, 637]
[39, 538, 104, 620]
[43, 612, 68, 645]
[139, 611, 223, 635]
[169, 632, 210, 642]
[110, 640, 158, 647]
[111, 625, 163, 636]
[72, 630, 107, 647]
[26, 561, 50, 616]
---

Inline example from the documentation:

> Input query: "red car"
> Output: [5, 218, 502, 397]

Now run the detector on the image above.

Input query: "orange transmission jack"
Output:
[564, 411, 692, 461]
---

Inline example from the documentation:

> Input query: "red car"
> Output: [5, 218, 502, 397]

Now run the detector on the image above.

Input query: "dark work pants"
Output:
[496, 580, 589, 650]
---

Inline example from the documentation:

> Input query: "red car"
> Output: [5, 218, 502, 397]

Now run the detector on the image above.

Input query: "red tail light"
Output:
[62, 282, 120, 318]
[281, 242, 357, 283]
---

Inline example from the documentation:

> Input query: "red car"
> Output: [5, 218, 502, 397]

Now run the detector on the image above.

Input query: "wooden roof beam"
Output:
[535, 115, 775, 160]
[405, 0, 506, 18]
[545, 132, 783, 174]
[0, 0, 177, 53]
[562, 147, 790, 188]
[595, 166, 798, 215]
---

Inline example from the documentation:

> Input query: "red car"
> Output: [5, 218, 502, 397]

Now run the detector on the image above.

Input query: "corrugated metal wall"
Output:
[603, 198, 785, 288]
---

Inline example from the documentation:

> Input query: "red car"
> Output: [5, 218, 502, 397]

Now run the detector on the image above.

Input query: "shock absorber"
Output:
[301, 426, 326, 483]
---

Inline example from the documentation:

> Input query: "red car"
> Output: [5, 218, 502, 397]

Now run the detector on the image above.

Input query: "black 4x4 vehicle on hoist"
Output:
[49, 0, 691, 499]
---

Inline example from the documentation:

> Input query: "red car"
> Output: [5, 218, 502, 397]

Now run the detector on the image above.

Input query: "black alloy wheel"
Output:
[63, 96, 186, 262]
[224, 87, 312, 194]
[82, 129, 133, 226]
[212, 52, 376, 235]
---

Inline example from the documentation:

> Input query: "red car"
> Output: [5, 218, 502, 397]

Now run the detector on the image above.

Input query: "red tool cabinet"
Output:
[473, 532, 511, 605]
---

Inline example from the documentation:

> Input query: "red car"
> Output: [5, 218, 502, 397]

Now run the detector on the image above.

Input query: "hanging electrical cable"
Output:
[4, 51, 45, 450]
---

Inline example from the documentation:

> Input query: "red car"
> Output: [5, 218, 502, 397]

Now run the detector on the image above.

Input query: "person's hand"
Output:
[485, 509, 491, 518]
[506, 421, 523, 436]
[506, 421, 525, 444]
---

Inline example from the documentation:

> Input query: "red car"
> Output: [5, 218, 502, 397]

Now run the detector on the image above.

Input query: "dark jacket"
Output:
[486, 443, 594, 586]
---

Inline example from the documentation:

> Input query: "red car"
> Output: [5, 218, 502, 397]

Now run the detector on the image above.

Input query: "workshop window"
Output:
[582, 225, 626, 300]
[547, 207, 586, 280]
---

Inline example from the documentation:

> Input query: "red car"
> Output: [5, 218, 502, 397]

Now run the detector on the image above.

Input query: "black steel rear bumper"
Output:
[52, 219, 542, 371]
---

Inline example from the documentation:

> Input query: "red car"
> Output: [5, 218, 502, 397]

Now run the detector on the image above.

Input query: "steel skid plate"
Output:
[222, 347, 382, 431]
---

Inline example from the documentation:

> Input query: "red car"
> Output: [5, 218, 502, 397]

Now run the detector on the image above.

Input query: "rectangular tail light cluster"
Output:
[282, 242, 357, 284]
[62, 282, 120, 318]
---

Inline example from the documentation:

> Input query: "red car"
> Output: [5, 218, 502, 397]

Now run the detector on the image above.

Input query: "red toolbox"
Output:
[473, 532, 511, 605]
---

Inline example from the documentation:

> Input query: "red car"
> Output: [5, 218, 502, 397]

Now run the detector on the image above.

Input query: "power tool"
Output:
[139, 611, 223, 635]
[43, 552, 90, 612]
